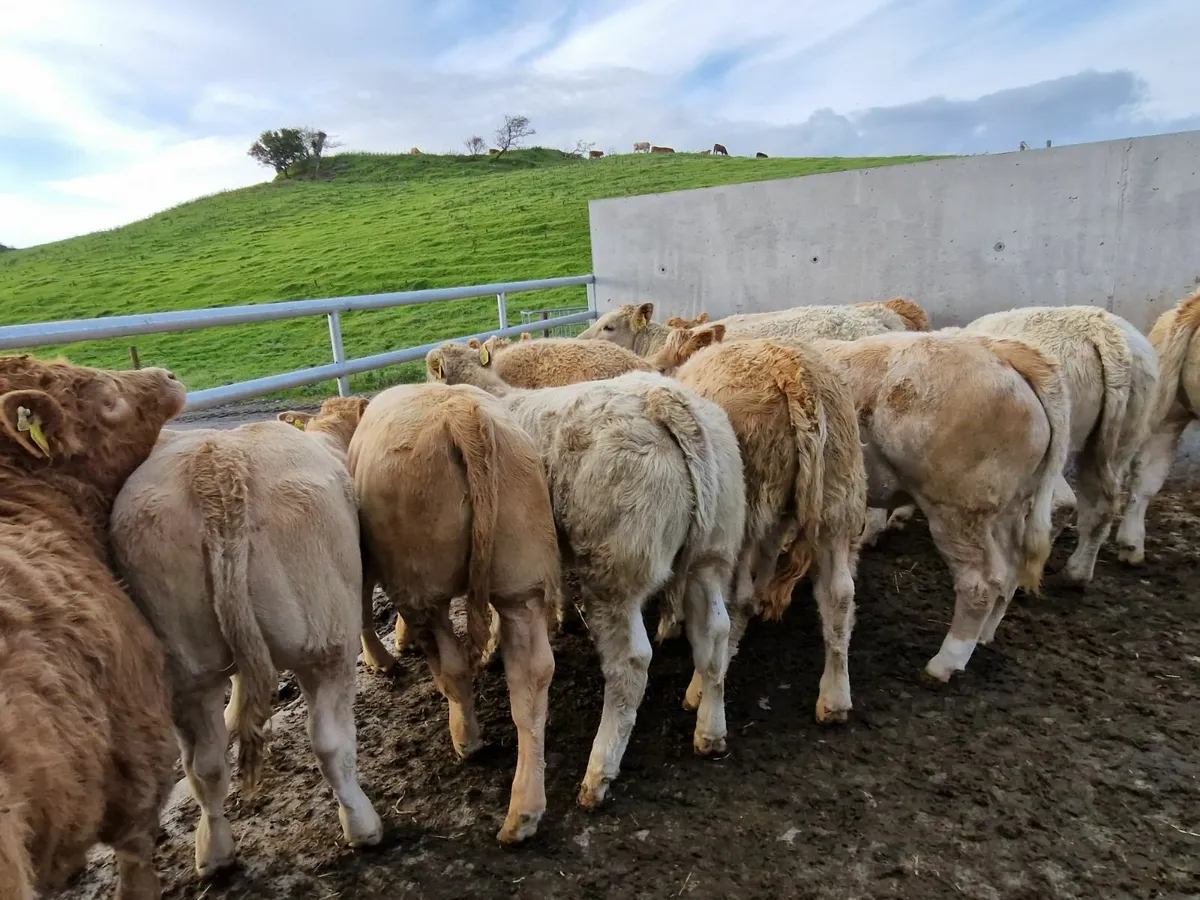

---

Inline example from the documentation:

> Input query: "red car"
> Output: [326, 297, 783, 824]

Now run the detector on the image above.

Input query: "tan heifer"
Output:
[962, 306, 1159, 583]
[466, 334, 652, 387]
[0, 356, 186, 900]
[328, 383, 560, 843]
[815, 332, 1070, 681]
[111, 401, 383, 876]
[428, 342, 744, 809]
[1116, 290, 1200, 563]
[654, 326, 867, 723]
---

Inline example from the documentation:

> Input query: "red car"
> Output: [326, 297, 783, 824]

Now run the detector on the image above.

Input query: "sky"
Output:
[2, 0, 1198, 248]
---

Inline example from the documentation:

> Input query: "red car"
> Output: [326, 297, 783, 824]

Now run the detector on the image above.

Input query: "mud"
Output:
[64, 491, 1199, 900]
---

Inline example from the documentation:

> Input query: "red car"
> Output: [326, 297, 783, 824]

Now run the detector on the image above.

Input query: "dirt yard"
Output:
[64, 489, 1199, 900]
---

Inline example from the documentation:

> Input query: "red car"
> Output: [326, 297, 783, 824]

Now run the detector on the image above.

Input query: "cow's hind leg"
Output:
[1116, 421, 1187, 565]
[359, 574, 397, 673]
[924, 513, 1001, 682]
[682, 566, 732, 756]
[295, 655, 383, 848]
[495, 589, 555, 844]
[175, 685, 236, 877]
[1062, 454, 1118, 584]
[420, 608, 484, 759]
[979, 515, 1024, 645]
[109, 815, 162, 900]
[811, 537, 858, 724]
[578, 589, 653, 810]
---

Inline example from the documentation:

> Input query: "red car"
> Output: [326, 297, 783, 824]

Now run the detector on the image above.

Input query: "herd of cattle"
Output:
[4, 289, 1200, 899]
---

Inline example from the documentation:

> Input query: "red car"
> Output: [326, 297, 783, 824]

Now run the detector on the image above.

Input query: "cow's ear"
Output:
[634, 302, 654, 330]
[0, 389, 73, 460]
[278, 411, 313, 430]
[467, 338, 481, 349]
[427, 352, 445, 381]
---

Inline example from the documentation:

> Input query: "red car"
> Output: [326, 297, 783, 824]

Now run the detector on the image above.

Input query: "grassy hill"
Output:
[0, 148, 935, 399]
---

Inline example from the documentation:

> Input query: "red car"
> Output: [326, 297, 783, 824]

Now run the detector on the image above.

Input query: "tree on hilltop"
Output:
[493, 115, 535, 156]
[248, 127, 338, 177]
[0, 243, 13, 252]
[463, 135, 487, 155]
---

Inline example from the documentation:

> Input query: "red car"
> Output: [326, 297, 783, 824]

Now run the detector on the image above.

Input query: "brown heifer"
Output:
[699, 150, 712, 156]
[409, 147, 421, 154]
[340, 384, 560, 843]
[654, 328, 867, 723]
[0, 356, 186, 900]
[650, 146, 675, 154]
[712, 143, 728, 156]
[589, 150, 604, 159]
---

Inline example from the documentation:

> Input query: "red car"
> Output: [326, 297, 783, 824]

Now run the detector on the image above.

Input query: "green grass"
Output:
[0, 148, 937, 400]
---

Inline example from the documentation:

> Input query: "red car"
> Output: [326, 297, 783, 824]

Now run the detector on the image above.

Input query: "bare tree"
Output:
[493, 114, 535, 156]
[464, 135, 487, 155]
[303, 128, 340, 174]
[571, 139, 596, 158]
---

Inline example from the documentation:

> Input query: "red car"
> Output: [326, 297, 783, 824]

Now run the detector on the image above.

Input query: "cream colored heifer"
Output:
[111, 403, 382, 877]
[654, 326, 867, 723]
[1116, 291, 1200, 564]
[310, 384, 561, 844]
[815, 332, 1070, 681]
[427, 340, 744, 809]
[962, 306, 1159, 583]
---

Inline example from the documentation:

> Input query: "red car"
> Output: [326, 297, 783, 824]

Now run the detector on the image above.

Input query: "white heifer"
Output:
[111, 406, 383, 876]
[963, 306, 1159, 583]
[427, 338, 745, 809]
[1116, 291, 1200, 563]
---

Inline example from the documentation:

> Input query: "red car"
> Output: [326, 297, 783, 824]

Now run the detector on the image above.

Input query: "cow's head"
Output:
[651, 323, 726, 375]
[279, 396, 369, 450]
[577, 302, 656, 350]
[0, 355, 187, 496]
[426, 338, 509, 394]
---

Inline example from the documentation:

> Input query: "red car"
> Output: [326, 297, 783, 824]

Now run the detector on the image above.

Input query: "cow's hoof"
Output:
[815, 700, 850, 724]
[1117, 547, 1145, 566]
[195, 817, 236, 879]
[341, 806, 384, 848]
[577, 777, 610, 810]
[453, 737, 485, 761]
[694, 734, 727, 758]
[497, 811, 543, 844]
[922, 663, 955, 684]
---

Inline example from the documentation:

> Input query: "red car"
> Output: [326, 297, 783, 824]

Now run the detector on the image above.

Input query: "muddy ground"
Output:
[65, 487, 1198, 900]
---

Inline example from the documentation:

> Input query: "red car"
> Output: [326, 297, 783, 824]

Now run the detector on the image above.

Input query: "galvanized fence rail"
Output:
[0, 275, 598, 411]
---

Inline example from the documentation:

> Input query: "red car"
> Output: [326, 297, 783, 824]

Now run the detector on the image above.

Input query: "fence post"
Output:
[541, 310, 550, 339]
[327, 312, 350, 397]
[586, 280, 598, 317]
[496, 292, 508, 329]
[128, 346, 141, 369]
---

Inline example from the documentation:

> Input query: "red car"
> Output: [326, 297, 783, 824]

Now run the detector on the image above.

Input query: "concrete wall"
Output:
[588, 130, 1200, 333]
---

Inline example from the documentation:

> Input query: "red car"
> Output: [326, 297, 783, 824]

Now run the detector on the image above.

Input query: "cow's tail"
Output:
[881, 296, 931, 331]
[0, 775, 33, 900]
[1148, 290, 1200, 424]
[983, 339, 1071, 592]
[643, 385, 719, 642]
[761, 373, 829, 620]
[443, 398, 499, 666]
[190, 441, 276, 794]
[1087, 313, 1135, 503]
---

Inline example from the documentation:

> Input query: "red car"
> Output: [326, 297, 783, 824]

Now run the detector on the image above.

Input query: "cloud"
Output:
[1, 0, 1197, 247]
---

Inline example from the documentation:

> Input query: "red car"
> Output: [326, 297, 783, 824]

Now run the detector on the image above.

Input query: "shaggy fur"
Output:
[467, 335, 652, 388]
[0, 356, 186, 900]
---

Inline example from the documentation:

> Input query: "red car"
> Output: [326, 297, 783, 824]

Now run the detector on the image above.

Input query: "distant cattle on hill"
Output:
[489, 148, 500, 155]
[650, 146, 675, 154]
[409, 147, 421, 154]
[633, 141, 650, 153]
[700, 150, 711, 156]
[756, 152, 768, 158]
[589, 150, 604, 159]
[712, 143, 728, 156]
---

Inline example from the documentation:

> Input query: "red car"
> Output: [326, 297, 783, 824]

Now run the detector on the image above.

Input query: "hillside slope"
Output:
[0, 149, 935, 396]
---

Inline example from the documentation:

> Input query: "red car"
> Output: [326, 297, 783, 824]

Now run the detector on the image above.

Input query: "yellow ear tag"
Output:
[290, 418, 306, 431]
[479, 345, 491, 366]
[16, 406, 49, 454]
[431, 358, 443, 379]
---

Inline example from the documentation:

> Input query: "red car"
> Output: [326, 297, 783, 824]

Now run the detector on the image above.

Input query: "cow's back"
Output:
[113, 424, 362, 672]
